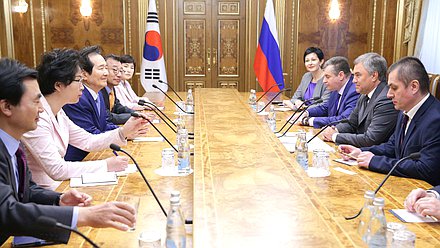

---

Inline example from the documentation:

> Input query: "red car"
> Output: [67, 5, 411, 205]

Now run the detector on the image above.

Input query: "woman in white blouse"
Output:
[22, 48, 148, 190]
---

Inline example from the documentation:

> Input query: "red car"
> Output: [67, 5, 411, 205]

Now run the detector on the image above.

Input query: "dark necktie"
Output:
[359, 96, 369, 118]
[399, 114, 409, 147]
[15, 145, 26, 201]
[335, 93, 342, 114]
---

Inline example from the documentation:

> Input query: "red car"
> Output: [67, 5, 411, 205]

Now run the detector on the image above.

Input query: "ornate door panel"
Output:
[178, 0, 246, 91]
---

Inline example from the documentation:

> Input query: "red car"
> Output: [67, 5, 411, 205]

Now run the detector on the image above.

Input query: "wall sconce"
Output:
[329, 0, 341, 21]
[80, 0, 92, 17]
[13, 0, 29, 13]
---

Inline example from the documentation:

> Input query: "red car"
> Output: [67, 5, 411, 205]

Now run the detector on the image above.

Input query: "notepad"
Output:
[115, 164, 138, 176]
[133, 137, 164, 142]
[334, 158, 357, 166]
[333, 166, 357, 175]
[152, 119, 160, 124]
[274, 107, 291, 112]
[390, 209, 439, 223]
[81, 172, 117, 184]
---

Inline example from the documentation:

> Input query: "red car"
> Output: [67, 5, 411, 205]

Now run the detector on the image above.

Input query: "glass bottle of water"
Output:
[295, 131, 308, 170]
[166, 197, 186, 248]
[170, 191, 185, 222]
[367, 197, 387, 247]
[186, 88, 194, 112]
[249, 89, 257, 111]
[176, 113, 186, 145]
[177, 129, 190, 174]
[267, 105, 276, 132]
[358, 190, 376, 242]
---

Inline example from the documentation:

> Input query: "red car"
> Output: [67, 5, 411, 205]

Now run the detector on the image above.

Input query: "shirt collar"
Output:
[84, 84, 99, 101]
[367, 86, 377, 99]
[0, 128, 20, 157]
[338, 78, 350, 95]
[405, 93, 430, 120]
[105, 86, 112, 94]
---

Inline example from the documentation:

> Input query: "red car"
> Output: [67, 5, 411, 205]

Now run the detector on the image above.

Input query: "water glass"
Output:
[176, 101, 185, 113]
[308, 149, 330, 177]
[162, 148, 175, 172]
[392, 229, 416, 248]
[258, 102, 265, 112]
[138, 231, 161, 248]
[387, 222, 406, 246]
[118, 195, 141, 232]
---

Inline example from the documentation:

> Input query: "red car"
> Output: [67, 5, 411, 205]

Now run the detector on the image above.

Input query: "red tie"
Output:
[15, 145, 26, 201]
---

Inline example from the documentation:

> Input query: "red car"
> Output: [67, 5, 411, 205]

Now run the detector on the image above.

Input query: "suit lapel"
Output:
[337, 76, 354, 115]
[42, 98, 68, 150]
[84, 88, 101, 121]
[0, 139, 19, 199]
[358, 82, 386, 124]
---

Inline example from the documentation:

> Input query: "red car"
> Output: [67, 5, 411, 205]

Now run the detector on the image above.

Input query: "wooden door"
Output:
[178, 0, 246, 91]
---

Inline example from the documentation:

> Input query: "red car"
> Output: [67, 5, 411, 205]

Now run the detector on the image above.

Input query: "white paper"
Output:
[115, 164, 138, 176]
[152, 119, 160, 124]
[333, 167, 357, 175]
[279, 133, 334, 153]
[70, 173, 118, 187]
[334, 158, 357, 166]
[174, 144, 195, 149]
[173, 112, 192, 115]
[133, 137, 164, 142]
[390, 209, 439, 223]
[257, 111, 269, 116]
[154, 167, 193, 177]
[81, 172, 117, 184]
[274, 107, 291, 112]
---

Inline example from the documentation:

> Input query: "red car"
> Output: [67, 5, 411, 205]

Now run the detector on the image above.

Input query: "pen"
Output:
[113, 151, 118, 156]
[339, 151, 357, 160]
[427, 215, 439, 222]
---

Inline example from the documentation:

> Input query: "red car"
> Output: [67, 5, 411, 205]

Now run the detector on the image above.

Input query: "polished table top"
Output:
[3, 88, 439, 247]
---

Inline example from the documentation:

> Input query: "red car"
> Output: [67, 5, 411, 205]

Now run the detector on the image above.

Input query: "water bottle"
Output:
[249, 89, 257, 111]
[295, 131, 308, 170]
[176, 113, 186, 145]
[267, 105, 276, 132]
[367, 197, 387, 247]
[166, 197, 186, 248]
[170, 191, 185, 222]
[186, 89, 194, 112]
[357, 190, 376, 242]
[177, 130, 190, 173]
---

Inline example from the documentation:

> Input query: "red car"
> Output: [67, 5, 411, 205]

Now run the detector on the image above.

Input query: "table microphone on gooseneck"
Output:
[275, 96, 320, 134]
[256, 88, 291, 113]
[158, 80, 183, 101]
[277, 99, 324, 138]
[256, 83, 284, 102]
[344, 152, 421, 220]
[138, 100, 177, 133]
[307, 119, 349, 143]
[37, 216, 100, 248]
[110, 143, 194, 225]
[152, 84, 194, 114]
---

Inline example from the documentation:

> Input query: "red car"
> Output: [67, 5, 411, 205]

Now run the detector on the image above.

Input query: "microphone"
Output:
[131, 112, 178, 152]
[158, 80, 183, 101]
[37, 216, 100, 248]
[256, 83, 283, 102]
[275, 97, 320, 134]
[152, 84, 194, 114]
[277, 99, 323, 138]
[138, 100, 177, 133]
[110, 144, 193, 225]
[344, 152, 421, 220]
[257, 88, 291, 113]
[307, 119, 349, 143]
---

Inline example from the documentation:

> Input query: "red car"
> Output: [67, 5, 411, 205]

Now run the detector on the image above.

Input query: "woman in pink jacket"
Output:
[22, 48, 148, 190]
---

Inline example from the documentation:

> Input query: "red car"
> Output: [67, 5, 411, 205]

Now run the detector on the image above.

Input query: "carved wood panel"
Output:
[184, 20, 206, 76]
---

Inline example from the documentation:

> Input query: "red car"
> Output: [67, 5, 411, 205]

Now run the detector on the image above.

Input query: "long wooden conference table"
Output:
[4, 88, 440, 247]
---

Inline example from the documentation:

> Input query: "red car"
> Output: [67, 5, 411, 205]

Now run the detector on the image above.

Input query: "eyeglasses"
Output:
[111, 68, 124, 75]
[71, 78, 83, 84]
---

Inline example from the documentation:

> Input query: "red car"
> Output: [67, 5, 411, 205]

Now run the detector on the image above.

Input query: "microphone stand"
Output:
[307, 119, 348, 143]
[138, 101, 177, 133]
[344, 152, 421, 220]
[256, 83, 283, 102]
[159, 80, 183, 101]
[257, 88, 291, 113]
[275, 97, 320, 134]
[152, 84, 194, 114]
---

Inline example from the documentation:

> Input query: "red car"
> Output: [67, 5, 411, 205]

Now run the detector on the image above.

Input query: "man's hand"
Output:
[404, 188, 432, 212]
[414, 197, 440, 219]
[77, 201, 136, 231]
[322, 126, 338, 142]
[282, 100, 294, 110]
[59, 189, 92, 207]
[356, 151, 374, 169]
[338, 145, 361, 160]
[120, 117, 149, 139]
[106, 156, 129, 172]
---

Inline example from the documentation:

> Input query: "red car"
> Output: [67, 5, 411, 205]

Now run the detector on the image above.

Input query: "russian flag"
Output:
[254, 0, 284, 92]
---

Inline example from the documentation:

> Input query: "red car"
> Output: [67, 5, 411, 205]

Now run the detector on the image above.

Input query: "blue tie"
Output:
[95, 96, 101, 116]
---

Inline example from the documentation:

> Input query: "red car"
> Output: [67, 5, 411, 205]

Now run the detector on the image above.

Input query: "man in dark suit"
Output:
[340, 57, 440, 186]
[404, 186, 440, 219]
[298, 56, 359, 128]
[100, 54, 134, 125]
[63, 46, 148, 161]
[323, 53, 398, 147]
[0, 58, 136, 245]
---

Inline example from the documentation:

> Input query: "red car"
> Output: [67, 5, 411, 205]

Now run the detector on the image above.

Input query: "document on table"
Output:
[116, 164, 138, 176]
[70, 172, 118, 187]
[390, 209, 439, 223]
[334, 158, 357, 166]
[133, 136, 164, 142]
[278, 132, 334, 153]
[274, 107, 291, 112]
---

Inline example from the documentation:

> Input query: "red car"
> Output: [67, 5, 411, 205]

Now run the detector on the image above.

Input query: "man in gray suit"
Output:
[322, 53, 398, 147]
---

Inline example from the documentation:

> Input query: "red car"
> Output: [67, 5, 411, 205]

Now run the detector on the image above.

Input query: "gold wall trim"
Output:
[371, 0, 377, 51]
[4, 0, 14, 57]
[289, 0, 299, 90]
[394, 0, 405, 60]
[138, 0, 148, 66]
[380, 0, 387, 55]
[173, 0, 177, 87]
[123, 0, 127, 54]
[40, 0, 46, 52]
[275, 0, 285, 63]
[30, 0, 37, 67]
[245, 0, 252, 90]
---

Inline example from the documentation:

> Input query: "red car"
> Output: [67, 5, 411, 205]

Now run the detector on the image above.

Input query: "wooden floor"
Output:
[3, 88, 439, 247]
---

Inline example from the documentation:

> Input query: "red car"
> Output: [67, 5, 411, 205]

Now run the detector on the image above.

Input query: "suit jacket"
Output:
[307, 76, 359, 128]
[335, 81, 398, 147]
[63, 87, 118, 161]
[362, 95, 440, 186]
[290, 72, 330, 109]
[22, 97, 126, 190]
[433, 185, 440, 194]
[0, 139, 72, 245]
[100, 87, 134, 125]
[114, 81, 141, 109]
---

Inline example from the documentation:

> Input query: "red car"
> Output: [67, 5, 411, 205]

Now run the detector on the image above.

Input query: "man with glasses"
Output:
[100, 54, 134, 125]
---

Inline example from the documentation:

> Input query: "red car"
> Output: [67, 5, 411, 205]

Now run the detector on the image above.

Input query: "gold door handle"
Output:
[213, 48, 217, 67]
[207, 48, 211, 72]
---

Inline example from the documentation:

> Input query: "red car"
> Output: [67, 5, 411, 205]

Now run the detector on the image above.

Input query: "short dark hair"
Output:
[323, 56, 351, 76]
[354, 53, 388, 82]
[37, 48, 80, 95]
[388, 57, 430, 94]
[0, 58, 37, 106]
[304, 47, 324, 62]
[104, 54, 121, 62]
[79, 45, 102, 74]
[120, 54, 136, 73]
